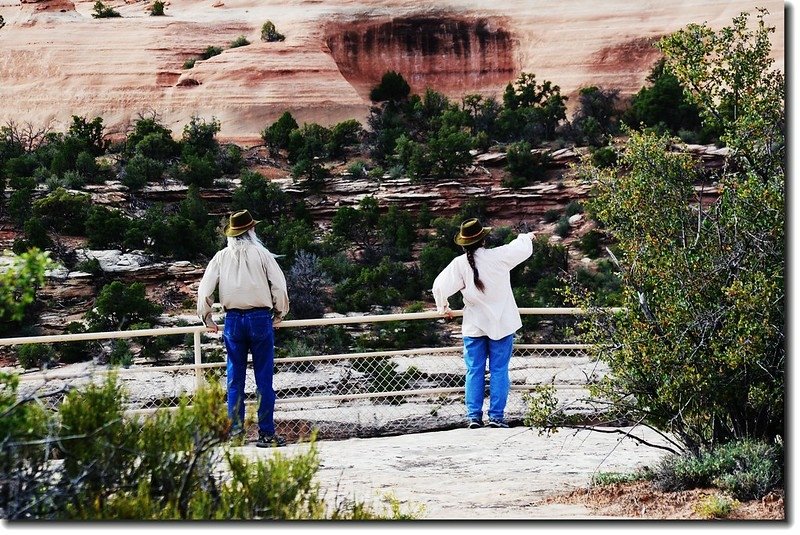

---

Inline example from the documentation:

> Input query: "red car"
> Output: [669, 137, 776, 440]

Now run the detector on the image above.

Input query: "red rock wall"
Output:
[0, 0, 785, 142]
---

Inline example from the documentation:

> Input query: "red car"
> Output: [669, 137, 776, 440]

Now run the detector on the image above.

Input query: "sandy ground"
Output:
[240, 425, 675, 520]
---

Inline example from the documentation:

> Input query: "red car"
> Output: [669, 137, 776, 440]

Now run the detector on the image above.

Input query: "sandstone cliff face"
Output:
[0, 0, 784, 142]
[324, 15, 518, 99]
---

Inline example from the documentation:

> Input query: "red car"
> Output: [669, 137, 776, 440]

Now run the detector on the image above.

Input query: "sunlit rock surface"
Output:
[0, 0, 783, 142]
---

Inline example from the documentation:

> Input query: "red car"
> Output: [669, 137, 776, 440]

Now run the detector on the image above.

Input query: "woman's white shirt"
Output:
[432, 233, 533, 340]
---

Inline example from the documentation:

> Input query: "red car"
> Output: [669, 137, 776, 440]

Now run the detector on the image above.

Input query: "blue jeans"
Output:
[222, 308, 276, 435]
[463, 334, 514, 422]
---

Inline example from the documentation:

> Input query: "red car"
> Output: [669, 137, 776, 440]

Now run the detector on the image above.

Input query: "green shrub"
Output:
[332, 258, 417, 312]
[503, 141, 549, 187]
[327, 119, 363, 160]
[286, 252, 330, 319]
[230, 35, 250, 48]
[62, 169, 87, 189]
[75, 150, 99, 179]
[425, 125, 474, 180]
[1, 374, 412, 519]
[32, 187, 91, 235]
[370, 71, 410, 103]
[200, 46, 223, 60]
[261, 20, 285, 42]
[74, 258, 102, 276]
[500, 174, 529, 189]
[419, 244, 457, 288]
[577, 12, 785, 451]
[367, 165, 385, 179]
[350, 356, 409, 404]
[653, 439, 783, 501]
[125, 115, 178, 159]
[261, 111, 298, 155]
[277, 339, 317, 373]
[4, 154, 39, 183]
[134, 131, 178, 162]
[176, 153, 220, 187]
[542, 209, 560, 224]
[145, 213, 217, 261]
[182, 58, 196, 69]
[694, 494, 739, 519]
[21, 217, 53, 252]
[6, 176, 35, 226]
[554, 216, 571, 238]
[85, 205, 131, 249]
[0, 372, 52, 519]
[564, 201, 584, 217]
[578, 229, 603, 258]
[16, 344, 57, 369]
[0, 249, 52, 326]
[123, 154, 163, 190]
[92, 1, 121, 18]
[84, 281, 162, 331]
[57, 374, 135, 512]
[108, 339, 133, 368]
[150, 1, 165, 16]
[574, 261, 623, 306]
[216, 143, 243, 175]
[346, 160, 367, 177]
[522, 384, 560, 434]
[230, 170, 287, 223]
[590, 145, 618, 168]
[286, 122, 331, 165]
[570, 86, 620, 147]
[591, 468, 654, 487]
[498, 72, 567, 143]
[290, 158, 328, 190]
[43, 174, 67, 192]
[622, 58, 704, 138]
[378, 205, 417, 260]
[56, 322, 95, 364]
[358, 302, 439, 351]
[181, 116, 220, 157]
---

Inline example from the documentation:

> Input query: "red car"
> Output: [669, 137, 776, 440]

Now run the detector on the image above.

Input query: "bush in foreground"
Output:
[0, 373, 417, 519]
[652, 438, 783, 501]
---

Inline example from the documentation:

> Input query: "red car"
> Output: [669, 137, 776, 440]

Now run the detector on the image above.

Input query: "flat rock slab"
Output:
[241, 425, 673, 520]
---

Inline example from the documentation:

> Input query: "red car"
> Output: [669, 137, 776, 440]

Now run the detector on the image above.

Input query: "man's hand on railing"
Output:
[206, 321, 219, 333]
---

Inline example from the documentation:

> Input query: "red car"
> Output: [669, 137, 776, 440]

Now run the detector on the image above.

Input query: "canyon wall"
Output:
[0, 0, 785, 142]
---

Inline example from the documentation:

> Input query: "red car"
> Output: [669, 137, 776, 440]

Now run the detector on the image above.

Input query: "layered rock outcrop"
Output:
[0, 0, 784, 142]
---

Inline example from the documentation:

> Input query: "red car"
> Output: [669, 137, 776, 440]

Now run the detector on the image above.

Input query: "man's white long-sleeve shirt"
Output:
[196, 244, 289, 326]
[432, 233, 533, 340]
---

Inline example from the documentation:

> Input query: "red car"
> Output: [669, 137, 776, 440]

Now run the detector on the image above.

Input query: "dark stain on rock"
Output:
[324, 14, 518, 98]
[591, 36, 663, 73]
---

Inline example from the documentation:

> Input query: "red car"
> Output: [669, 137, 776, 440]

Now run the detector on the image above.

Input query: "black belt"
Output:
[224, 307, 272, 313]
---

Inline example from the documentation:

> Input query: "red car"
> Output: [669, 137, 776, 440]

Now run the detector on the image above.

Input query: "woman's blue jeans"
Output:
[463, 334, 514, 422]
[222, 308, 276, 435]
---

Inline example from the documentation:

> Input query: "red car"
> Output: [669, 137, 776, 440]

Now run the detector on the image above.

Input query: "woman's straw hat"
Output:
[454, 218, 492, 246]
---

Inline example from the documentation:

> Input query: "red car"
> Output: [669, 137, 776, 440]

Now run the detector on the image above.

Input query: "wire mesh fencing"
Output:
[3, 309, 610, 442]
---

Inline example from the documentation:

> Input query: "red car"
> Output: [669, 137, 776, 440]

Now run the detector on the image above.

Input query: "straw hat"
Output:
[454, 218, 492, 246]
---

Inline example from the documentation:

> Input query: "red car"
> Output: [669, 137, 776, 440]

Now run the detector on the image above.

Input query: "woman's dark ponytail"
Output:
[464, 241, 485, 292]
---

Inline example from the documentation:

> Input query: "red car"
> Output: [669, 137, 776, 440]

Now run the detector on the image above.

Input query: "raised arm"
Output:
[498, 231, 535, 268]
